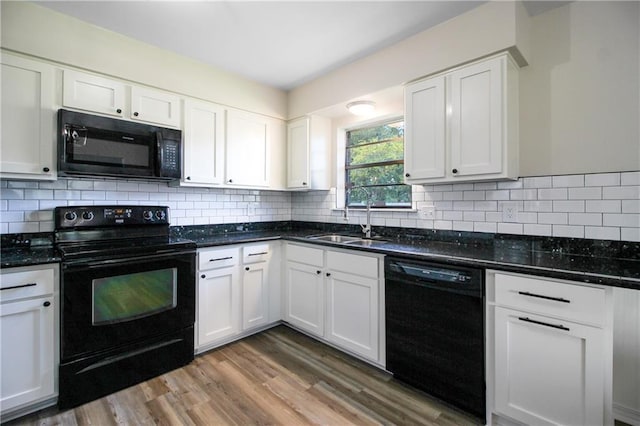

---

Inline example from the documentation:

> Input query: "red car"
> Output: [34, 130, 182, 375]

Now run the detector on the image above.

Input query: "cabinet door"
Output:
[130, 86, 181, 128]
[62, 69, 125, 117]
[494, 307, 605, 426]
[285, 261, 324, 337]
[1, 297, 55, 412]
[242, 262, 269, 330]
[325, 270, 379, 361]
[287, 117, 310, 189]
[449, 57, 503, 177]
[1, 54, 56, 179]
[404, 76, 446, 181]
[225, 109, 270, 187]
[183, 99, 225, 185]
[197, 266, 240, 347]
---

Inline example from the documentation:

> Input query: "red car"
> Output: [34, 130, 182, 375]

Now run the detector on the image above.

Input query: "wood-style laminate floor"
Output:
[8, 325, 480, 426]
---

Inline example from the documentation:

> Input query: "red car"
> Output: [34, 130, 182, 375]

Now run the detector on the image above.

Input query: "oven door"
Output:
[61, 250, 195, 361]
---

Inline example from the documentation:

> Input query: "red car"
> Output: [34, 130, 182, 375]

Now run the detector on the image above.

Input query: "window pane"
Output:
[347, 138, 403, 165]
[347, 121, 404, 147]
[347, 185, 411, 208]
[348, 164, 405, 187]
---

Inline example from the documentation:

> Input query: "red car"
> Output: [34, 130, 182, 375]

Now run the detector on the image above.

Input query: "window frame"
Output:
[342, 117, 411, 210]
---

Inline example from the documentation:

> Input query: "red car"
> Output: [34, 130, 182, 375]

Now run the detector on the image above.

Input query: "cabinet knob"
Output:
[42, 167, 50, 173]
[302, 182, 307, 186]
[43, 301, 51, 307]
[116, 108, 122, 114]
[228, 179, 233, 183]
[316, 270, 321, 275]
[133, 112, 139, 117]
[245, 267, 250, 271]
[326, 272, 331, 277]
[452, 168, 458, 174]
[405, 173, 410, 178]
[200, 274, 206, 279]
[186, 176, 191, 181]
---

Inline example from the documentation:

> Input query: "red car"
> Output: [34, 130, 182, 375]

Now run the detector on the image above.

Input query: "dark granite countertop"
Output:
[2, 222, 638, 290]
[1, 233, 60, 268]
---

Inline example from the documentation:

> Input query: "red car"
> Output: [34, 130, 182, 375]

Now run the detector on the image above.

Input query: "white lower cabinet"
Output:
[284, 243, 383, 364]
[0, 264, 59, 421]
[487, 271, 613, 426]
[196, 242, 279, 353]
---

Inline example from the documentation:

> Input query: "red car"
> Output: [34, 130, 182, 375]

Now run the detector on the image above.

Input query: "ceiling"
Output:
[36, 1, 487, 91]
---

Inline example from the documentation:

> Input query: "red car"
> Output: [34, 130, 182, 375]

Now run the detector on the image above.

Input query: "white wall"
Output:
[0, 1, 287, 119]
[519, 1, 640, 176]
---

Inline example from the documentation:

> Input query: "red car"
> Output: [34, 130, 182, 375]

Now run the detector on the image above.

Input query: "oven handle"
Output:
[63, 250, 195, 269]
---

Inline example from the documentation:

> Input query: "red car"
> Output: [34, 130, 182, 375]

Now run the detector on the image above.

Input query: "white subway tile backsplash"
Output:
[538, 188, 568, 200]
[552, 175, 584, 188]
[585, 172, 620, 187]
[1, 171, 638, 241]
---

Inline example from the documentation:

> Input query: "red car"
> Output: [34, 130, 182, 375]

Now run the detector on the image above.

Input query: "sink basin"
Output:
[344, 238, 389, 248]
[307, 234, 362, 243]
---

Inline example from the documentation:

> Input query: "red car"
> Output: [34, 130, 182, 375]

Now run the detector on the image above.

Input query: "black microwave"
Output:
[58, 109, 182, 181]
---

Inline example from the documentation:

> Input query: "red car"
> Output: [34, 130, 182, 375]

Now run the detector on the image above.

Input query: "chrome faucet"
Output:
[347, 186, 373, 239]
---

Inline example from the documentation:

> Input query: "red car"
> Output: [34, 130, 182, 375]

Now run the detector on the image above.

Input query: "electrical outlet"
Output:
[419, 206, 435, 220]
[502, 204, 519, 222]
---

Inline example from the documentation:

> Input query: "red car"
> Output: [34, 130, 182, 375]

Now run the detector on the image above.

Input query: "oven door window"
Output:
[92, 268, 177, 325]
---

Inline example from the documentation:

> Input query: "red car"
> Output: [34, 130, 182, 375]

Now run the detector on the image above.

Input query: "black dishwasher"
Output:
[385, 256, 485, 421]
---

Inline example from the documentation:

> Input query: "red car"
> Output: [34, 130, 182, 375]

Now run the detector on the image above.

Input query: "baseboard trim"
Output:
[614, 402, 640, 426]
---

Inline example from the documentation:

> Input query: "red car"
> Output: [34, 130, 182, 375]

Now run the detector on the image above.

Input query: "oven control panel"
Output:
[55, 206, 170, 228]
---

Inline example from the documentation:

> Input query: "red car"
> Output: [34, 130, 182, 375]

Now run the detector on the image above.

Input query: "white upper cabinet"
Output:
[130, 86, 180, 128]
[286, 115, 332, 190]
[1, 53, 57, 180]
[182, 99, 225, 185]
[63, 69, 181, 128]
[404, 76, 446, 181]
[404, 53, 518, 184]
[62, 69, 126, 118]
[225, 109, 271, 188]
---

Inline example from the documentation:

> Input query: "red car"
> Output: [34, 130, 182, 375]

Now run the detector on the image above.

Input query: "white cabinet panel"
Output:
[286, 115, 331, 190]
[287, 117, 310, 189]
[285, 261, 324, 337]
[225, 109, 270, 187]
[326, 270, 378, 361]
[183, 99, 225, 185]
[130, 86, 181, 128]
[242, 262, 269, 330]
[63, 69, 125, 117]
[494, 307, 605, 426]
[404, 76, 446, 181]
[1, 54, 56, 180]
[197, 266, 240, 346]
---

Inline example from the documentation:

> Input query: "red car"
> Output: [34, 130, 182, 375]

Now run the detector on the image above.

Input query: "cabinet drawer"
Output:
[286, 244, 323, 267]
[326, 250, 378, 279]
[198, 247, 239, 271]
[494, 273, 606, 325]
[243, 244, 271, 264]
[0, 268, 54, 302]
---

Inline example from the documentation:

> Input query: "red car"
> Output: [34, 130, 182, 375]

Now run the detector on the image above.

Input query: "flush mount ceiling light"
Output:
[346, 100, 376, 116]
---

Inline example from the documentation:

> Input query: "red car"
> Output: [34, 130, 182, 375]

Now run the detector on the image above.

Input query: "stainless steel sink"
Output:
[344, 238, 389, 247]
[306, 234, 362, 243]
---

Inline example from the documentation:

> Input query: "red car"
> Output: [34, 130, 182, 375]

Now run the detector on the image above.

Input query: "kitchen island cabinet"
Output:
[486, 270, 613, 426]
[404, 53, 518, 184]
[284, 242, 383, 364]
[0, 53, 56, 181]
[0, 263, 59, 422]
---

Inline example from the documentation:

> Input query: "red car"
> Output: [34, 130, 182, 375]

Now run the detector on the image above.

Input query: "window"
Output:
[345, 119, 410, 208]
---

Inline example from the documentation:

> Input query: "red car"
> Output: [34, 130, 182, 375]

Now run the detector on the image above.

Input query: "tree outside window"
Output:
[346, 120, 410, 208]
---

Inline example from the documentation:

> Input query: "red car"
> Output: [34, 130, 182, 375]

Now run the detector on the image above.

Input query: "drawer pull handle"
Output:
[247, 252, 268, 257]
[1, 282, 37, 291]
[209, 256, 233, 262]
[518, 316, 570, 331]
[518, 291, 570, 304]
